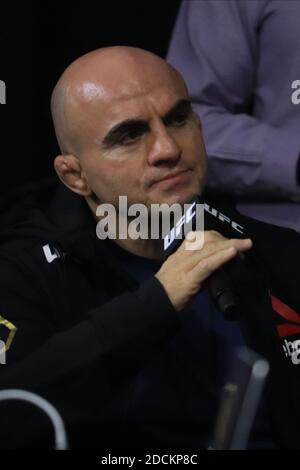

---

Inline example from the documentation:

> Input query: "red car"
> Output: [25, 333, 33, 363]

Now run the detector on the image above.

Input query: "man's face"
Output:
[77, 68, 207, 210]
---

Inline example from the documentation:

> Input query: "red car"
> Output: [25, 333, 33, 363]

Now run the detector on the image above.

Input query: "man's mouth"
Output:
[153, 169, 191, 188]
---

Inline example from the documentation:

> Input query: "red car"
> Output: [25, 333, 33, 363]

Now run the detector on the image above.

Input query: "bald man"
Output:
[0, 47, 299, 450]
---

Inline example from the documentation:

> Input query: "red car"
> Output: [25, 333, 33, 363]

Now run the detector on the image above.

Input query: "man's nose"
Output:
[147, 125, 181, 166]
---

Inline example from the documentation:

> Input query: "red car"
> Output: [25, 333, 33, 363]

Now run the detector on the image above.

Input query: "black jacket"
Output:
[0, 182, 299, 449]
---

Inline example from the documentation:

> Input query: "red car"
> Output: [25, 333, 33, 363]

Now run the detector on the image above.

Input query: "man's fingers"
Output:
[159, 231, 253, 312]
[183, 230, 252, 252]
[182, 235, 252, 271]
[190, 245, 238, 278]
[183, 230, 224, 250]
[192, 236, 252, 255]
[181, 230, 223, 252]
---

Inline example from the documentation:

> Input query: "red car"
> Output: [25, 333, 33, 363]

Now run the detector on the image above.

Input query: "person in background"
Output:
[167, 0, 300, 231]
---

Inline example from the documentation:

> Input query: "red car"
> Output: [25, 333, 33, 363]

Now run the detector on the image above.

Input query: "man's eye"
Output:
[119, 132, 140, 145]
[170, 113, 189, 127]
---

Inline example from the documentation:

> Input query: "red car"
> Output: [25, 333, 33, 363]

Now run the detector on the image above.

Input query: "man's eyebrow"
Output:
[162, 99, 192, 124]
[101, 98, 192, 148]
[102, 119, 149, 148]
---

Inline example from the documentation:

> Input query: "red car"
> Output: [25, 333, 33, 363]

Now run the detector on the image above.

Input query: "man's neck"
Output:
[86, 196, 164, 259]
[111, 237, 163, 260]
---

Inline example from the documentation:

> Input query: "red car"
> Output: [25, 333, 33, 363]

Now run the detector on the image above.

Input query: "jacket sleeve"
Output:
[167, 0, 300, 201]
[0, 252, 179, 448]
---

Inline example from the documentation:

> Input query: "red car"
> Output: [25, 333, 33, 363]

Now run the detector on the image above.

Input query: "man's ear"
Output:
[54, 154, 92, 196]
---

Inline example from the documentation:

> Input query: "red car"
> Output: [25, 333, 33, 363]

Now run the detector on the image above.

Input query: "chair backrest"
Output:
[0, 389, 68, 450]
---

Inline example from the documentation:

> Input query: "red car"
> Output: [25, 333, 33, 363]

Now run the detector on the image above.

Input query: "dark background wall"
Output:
[0, 0, 181, 199]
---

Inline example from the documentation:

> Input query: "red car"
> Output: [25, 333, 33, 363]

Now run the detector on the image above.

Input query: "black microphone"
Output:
[207, 264, 241, 321]
[160, 195, 248, 320]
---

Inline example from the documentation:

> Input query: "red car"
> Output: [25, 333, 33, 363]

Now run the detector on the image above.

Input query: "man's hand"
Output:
[155, 231, 253, 312]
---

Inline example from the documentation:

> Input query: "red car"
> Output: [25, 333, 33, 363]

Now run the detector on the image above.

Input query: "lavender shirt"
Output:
[167, 0, 300, 232]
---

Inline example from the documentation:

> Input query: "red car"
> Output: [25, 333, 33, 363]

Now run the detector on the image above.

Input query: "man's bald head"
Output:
[51, 46, 188, 155]
[51, 45, 206, 216]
